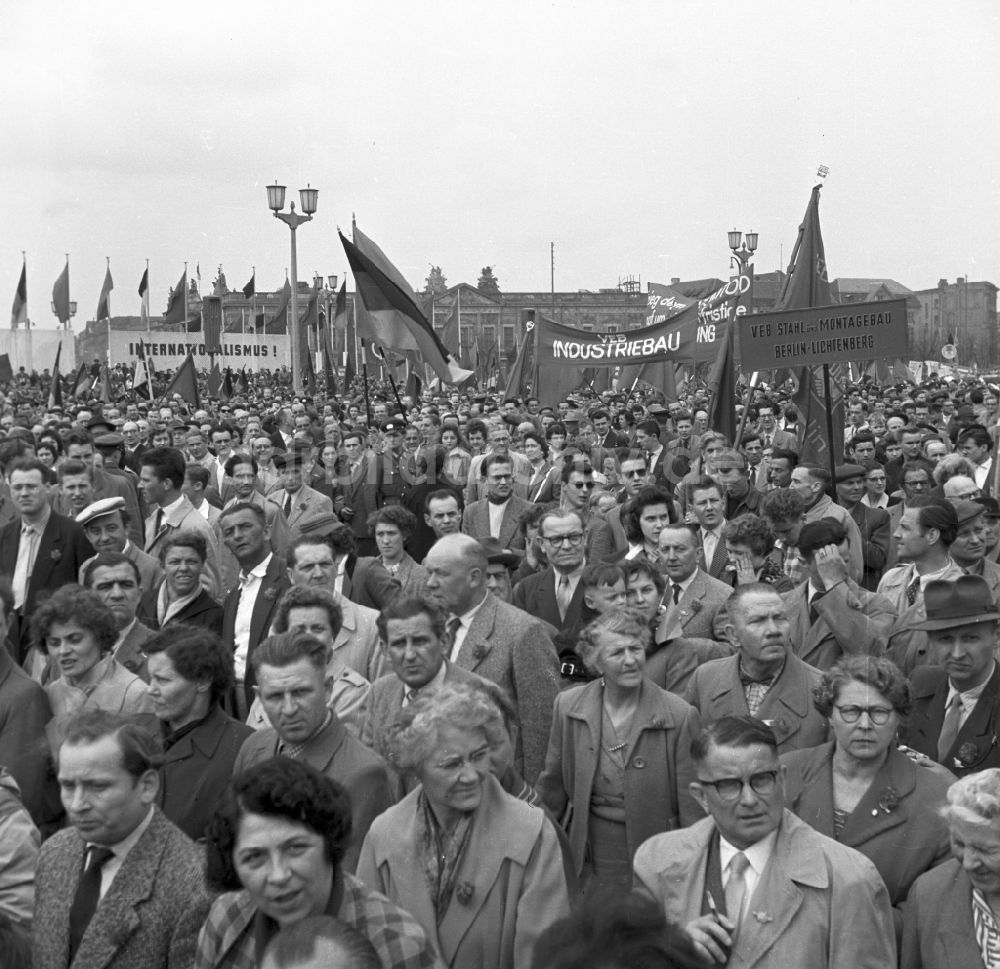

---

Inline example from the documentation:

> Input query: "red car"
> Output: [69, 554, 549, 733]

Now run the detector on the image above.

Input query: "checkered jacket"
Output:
[193, 873, 444, 969]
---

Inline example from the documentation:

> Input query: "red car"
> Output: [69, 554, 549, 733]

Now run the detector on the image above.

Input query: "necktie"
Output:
[938, 693, 964, 761]
[764, 433, 771, 448]
[283, 493, 293, 517]
[809, 590, 825, 624]
[68, 845, 115, 961]
[147, 509, 164, 551]
[556, 574, 573, 622]
[724, 852, 750, 936]
[672, 582, 682, 605]
[11, 524, 36, 611]
[905, 576, 921, 606]
[446, 615, 462, 657]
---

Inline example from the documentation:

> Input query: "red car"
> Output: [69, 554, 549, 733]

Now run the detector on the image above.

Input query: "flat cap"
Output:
[381, 421, 403, 434]
[94, 432, 124, 448]
[835, 463, 867, 482]
[76, 497, 126, 527]
[953, 499, 986, 527]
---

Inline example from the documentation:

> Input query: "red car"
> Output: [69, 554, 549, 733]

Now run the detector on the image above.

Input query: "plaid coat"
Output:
[193, 874, 444, 969]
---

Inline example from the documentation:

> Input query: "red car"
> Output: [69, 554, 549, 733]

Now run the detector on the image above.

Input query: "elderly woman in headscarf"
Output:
[357, 681, 570, 969]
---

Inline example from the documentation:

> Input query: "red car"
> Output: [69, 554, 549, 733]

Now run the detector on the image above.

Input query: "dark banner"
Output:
[536, 272, 752, 369]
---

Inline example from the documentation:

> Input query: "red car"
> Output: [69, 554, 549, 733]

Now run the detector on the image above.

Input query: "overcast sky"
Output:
[4, 0, 998, 330]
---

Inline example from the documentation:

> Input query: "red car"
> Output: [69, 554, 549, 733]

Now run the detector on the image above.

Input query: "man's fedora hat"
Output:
[914, 574, 1000, 631]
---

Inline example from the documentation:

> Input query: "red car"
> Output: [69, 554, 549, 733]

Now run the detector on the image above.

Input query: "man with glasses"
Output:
[685, 584, 827, 753]
[634, 716, 894, 968]
[513, 510, 589, 635]
[902, 575, 1000, 777]
[465, 424, 532, 504]
[461, 453, 531, 554]
[559, 457, 615, 564]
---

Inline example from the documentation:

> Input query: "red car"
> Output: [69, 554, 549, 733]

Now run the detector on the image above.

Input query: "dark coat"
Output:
[901, 860, 987, 969]
[781, 742, 951, 925]
[536, 678, 703, 876]
[159, 704, 253, 841]
[902, 663, 1000, 775]
[221, 554, 291, 707]
[32, 808, 212, 969]
[0, 511, 94, 656]
[847, 501, 892, 591]
[138, 587, 225, 637]
[512, 566, 586, 634]
[345, 555, 403, 610]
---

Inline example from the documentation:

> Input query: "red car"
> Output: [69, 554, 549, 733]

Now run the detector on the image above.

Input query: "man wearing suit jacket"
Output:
[755, 400, 799, 452]
[332, 430, 382, 557]
[360, 596, 490, 798]
[33, 710, 211, 969]
[656, 523, 733, 643]
[233, 632, 393, 873]
[634, 716, 894, 969]
[512, 509, 589, 634]
[138, 446, 221, 597]
[219, 504, 291, 715]
[465, 425, 533, 504]
[685, 584, 827, 754]
[687, 477, 730, 580]
[82, 552, 155, 682]
[780, 519, 895, 671]
[461, 453, 532, 553]
[0, 457, 94, 660]
[269, 449, 334, 541]
[901, 575, 1000, 777]
[425, 534, 561, 783]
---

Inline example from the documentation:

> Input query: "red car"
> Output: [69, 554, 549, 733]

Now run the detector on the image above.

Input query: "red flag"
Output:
[52, 259, 71, 325]
[437, 299, 460, 355]
[163, 353, 201, 410]
[96, 265, 114, 322]
[778, 185, 844, 466]
[164, 269, 187, 325]
[706, 326, 738, 445]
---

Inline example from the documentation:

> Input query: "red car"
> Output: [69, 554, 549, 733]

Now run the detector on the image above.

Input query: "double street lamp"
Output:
[266, 182, 319, 392]
[51, 299, 77, 330]
[728, 229, 758, 275]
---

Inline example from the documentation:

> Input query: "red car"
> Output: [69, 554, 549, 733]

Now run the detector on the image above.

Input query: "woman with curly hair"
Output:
[537, 607, 702, 891]
[781, 654, 952, 938]
[198, 758, 441, 969]
[35, 584, 152, 724]
[357, 681, 570, 969]
[722, 513, 795, 592]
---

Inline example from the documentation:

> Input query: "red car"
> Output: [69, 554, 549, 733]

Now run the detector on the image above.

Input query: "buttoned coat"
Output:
[684, 653, 828, 753]
[901, 663, 1000, 775]
[233, 714, 393, 873]
[536, 678, 703, 877]
[221, 554, 291, 707]
[877, 560, 966, 673]
[267, 484, 333, 540]
[633, 810, 896, 969]
[780, 579, 895, 671]
[144, 494, 222, 598]
[660, 568, 732, 642]
[452, 594, 561, 783]
[512, 566, 587, 634]
[526, 462, 558, 503]
[698, 528, 731, 580]
[357, 776, 569, 969]
[781, 741, 951, 933]
[354, 553, 428, 602]
[32, 807, 212, 969]
[159, 703, 253, 842]
[900, 859, 987, 969]
[331, 454, 383, 553]
[461, 495, 532, 552]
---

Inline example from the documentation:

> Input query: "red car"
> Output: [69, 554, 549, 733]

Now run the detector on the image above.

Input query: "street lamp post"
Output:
[266, 182, 319, 393]
[51, 300, 77, 330]
[728, 229, 758, 276]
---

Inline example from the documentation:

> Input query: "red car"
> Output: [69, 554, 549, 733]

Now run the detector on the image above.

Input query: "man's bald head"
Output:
[424, 534, 487, 614]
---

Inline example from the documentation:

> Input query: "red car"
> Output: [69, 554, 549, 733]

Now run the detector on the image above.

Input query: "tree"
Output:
[477, 266, 501, 297]
[423, 266, 448, 296]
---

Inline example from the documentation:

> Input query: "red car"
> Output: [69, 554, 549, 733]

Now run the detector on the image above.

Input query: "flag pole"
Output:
[145, 258, 150, 335]
[733, 369, 759, 448]
[105, 256, 112, 372]
[360, 338, 373, 427]
[377, 346, 410, 423]
[183, 262, 189, 335]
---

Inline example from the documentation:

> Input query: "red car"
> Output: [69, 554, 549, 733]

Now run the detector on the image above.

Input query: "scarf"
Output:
[416, 791, 474, 924]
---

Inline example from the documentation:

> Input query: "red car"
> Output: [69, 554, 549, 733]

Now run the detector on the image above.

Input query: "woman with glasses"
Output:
[781, 655, 951, 938]
[537, 608, 702, 892]
[861, 461, 890, 510]
[358, 681, 570, 969]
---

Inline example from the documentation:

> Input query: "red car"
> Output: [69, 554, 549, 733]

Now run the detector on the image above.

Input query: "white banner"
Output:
[110, 330, 289, 372]
[0, 329, 76, 373]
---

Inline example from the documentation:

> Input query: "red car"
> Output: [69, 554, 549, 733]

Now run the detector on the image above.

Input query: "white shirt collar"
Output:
[457, 590, 490, 627]
[160, 494, 186, 517]
[241, 553, 273, 584]
[719, 827, 778, 882]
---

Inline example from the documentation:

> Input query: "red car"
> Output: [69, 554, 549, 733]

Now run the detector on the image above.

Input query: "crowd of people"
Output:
[1, 372, 1000, 967]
